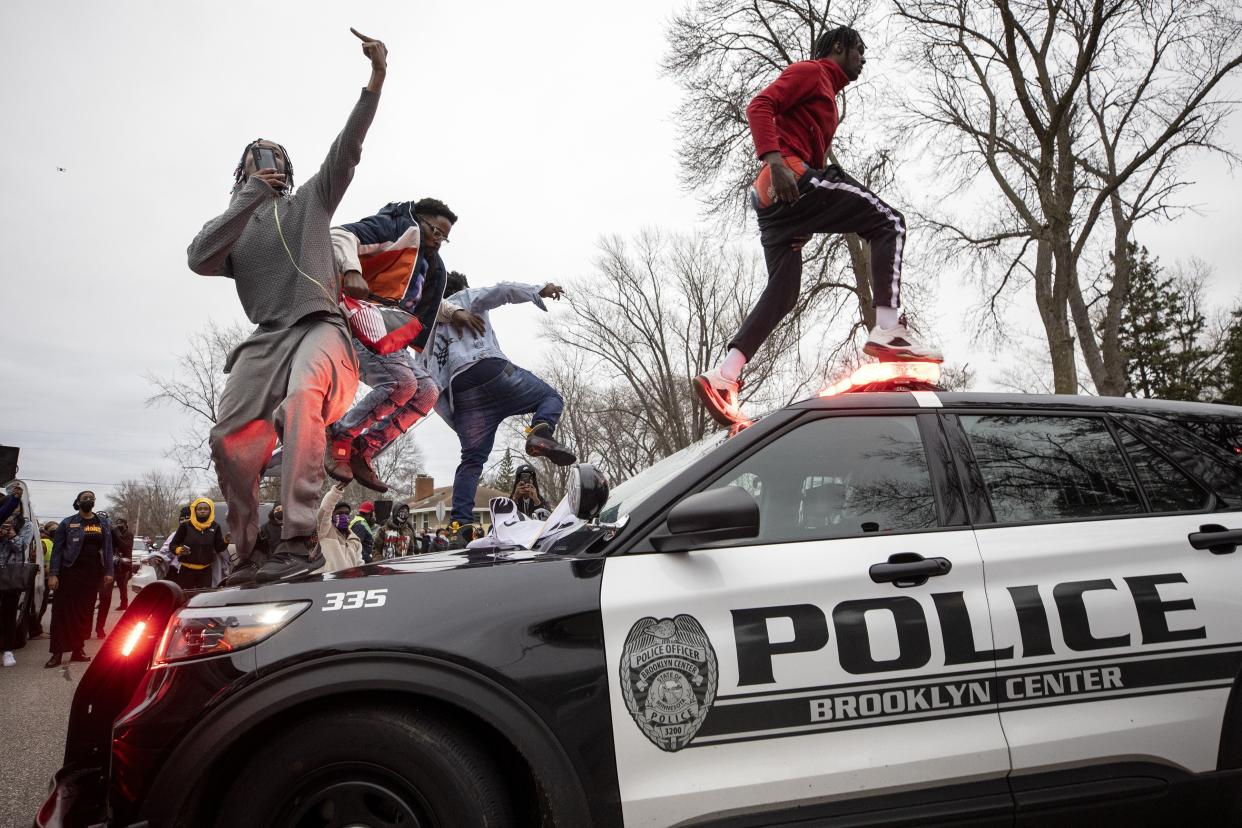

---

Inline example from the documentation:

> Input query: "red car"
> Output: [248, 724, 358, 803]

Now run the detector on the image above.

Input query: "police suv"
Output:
[40, 364, 1242, 828]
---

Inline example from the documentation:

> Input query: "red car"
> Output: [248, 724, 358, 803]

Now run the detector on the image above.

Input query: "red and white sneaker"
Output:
[863, 316, 944, 363]
[692, 368, 745, 426]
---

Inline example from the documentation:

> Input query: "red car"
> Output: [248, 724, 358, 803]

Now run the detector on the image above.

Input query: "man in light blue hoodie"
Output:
[430, 272, 576, 538]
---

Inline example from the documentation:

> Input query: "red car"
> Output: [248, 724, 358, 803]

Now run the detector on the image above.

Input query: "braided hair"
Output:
[232, 139, 295, 194]
[812, 25, 862, 60]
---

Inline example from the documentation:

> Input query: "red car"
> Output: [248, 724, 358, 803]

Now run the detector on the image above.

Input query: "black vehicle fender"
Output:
[141, 651, 594, 827]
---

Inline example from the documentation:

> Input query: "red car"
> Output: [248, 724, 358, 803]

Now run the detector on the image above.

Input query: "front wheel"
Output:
[215, 705, 514, 828]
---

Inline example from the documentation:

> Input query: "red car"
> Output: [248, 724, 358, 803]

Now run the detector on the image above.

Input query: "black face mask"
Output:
[79, 499, 96, 511]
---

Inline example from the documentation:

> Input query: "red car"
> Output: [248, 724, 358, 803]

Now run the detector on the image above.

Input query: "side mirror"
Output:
[568, 464, 610, 520]
[650, 486, 760, 553]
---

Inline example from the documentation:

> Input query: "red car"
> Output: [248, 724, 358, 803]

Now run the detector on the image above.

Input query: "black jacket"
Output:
[170, 522, 226, 569]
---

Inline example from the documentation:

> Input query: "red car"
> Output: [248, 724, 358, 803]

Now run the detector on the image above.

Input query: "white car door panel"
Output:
[600, 413, 1011, 827]
[959, 412, 1242, 777]
[979, 518, 1241, 775]
[601, 536, 1010, 827]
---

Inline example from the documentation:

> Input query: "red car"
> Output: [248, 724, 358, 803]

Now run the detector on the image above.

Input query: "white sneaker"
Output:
[692, 368, 745, 426]
[2, 651, 15, 667]
[863, 317, 943, 362]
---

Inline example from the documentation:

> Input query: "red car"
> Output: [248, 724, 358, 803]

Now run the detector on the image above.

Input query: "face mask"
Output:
[272, 512, 283, 524]
[332, 514, 350, 531]
[80, 499, 95, 511]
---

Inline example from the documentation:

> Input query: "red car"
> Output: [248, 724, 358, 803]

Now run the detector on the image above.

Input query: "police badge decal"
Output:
[620, 615, 718, 752]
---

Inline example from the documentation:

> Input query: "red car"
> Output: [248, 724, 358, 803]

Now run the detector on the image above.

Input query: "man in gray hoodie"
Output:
[186, 28, 387, 584]
[429, 272, 576, 540]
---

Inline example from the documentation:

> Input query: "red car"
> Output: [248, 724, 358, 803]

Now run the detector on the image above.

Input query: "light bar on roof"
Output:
[819, 361, 942, 397]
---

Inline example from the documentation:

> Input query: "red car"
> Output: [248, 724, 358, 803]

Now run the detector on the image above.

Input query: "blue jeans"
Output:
[450, 363, 562, 524]
[333, 342, 438, 458]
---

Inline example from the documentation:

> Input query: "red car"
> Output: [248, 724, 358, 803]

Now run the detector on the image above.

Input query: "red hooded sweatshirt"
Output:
[747, 58, 851, 168]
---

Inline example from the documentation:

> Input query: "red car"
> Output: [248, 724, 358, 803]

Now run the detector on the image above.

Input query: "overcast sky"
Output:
[2, 1, 1239, 523]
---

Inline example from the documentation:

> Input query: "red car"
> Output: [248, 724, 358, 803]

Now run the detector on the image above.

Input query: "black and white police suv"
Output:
[40, 363, 1242, 828]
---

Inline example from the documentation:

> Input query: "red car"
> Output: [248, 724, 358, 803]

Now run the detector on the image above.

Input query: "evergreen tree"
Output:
[491, 448, 515, 494]
[1221, 310, 1242, 407]
[1116, 244, 1217, 402]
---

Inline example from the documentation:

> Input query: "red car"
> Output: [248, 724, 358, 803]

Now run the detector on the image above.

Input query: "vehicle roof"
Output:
[792, 390, 1242, 419]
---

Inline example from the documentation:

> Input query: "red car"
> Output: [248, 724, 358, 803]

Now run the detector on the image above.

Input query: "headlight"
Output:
[153, 601, 310, 665]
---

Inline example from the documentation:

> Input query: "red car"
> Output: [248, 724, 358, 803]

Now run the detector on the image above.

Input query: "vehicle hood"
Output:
[186, 543, 567, 608]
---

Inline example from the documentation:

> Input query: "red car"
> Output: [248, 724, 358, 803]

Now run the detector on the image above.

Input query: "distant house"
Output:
[407, 475, 506, 532]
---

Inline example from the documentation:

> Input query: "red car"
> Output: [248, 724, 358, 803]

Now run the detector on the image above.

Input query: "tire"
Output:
[214, 705, 515, 828]
[11, 588, 30, 649]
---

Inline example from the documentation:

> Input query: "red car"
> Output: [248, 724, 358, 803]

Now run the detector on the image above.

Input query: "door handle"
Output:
[870, 552, 952, 587]
[1188, 524, 1242, 555]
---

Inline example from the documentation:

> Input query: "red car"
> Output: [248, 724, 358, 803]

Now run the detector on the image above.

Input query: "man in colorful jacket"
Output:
[324, 198, 486, 493]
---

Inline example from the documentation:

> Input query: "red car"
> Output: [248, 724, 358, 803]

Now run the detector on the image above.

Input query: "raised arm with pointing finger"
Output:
[187, 28, 387, 286]
[187, 29, 396, 586]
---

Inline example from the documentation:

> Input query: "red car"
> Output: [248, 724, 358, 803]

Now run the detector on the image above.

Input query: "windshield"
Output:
[598, 430, 731, 523]
[132, 538, 149, 552]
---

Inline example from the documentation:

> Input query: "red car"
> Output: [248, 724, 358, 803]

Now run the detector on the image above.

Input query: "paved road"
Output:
[1, 610, 117, 828]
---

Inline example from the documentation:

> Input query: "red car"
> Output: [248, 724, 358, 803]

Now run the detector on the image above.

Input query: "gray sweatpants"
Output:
[210, 318, 359, 562]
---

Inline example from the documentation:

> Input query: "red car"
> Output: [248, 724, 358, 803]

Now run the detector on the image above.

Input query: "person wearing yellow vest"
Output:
[168, 498, 227, 591]
[349, 504, 376, 564]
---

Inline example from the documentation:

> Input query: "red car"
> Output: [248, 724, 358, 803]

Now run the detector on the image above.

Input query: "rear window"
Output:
[1117, 414, 1242, 508]
[1113, 425, 1210, 513]
[961, 415, 1143, 523]
[1163, 416, 1242, 458]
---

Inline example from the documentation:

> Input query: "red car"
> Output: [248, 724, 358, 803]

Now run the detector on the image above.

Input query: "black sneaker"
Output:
[255, 538, 326, 583]
[525, 423, 576, 466]
[221, 560, 261, 586]
[350, 439, 389, 493]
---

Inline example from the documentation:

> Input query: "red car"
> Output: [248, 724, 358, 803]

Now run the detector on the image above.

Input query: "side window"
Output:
[1114, 425, 1210, 513]
[961, 415, 1142, 523]
[1120, 414, 1242, 507]
[706, 415, 938, 543]
[1167, 416, 1242, 457]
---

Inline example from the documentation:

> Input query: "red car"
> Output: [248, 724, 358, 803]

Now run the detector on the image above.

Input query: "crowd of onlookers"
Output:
[0, 478, 522, 669]
[0, 464, 556, 669]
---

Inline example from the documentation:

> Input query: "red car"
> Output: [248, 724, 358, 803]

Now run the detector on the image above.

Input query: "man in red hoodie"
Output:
[694, 26, 942, 425]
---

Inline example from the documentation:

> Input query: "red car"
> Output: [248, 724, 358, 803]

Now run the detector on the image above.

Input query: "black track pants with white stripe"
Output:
[730, 164, 905, 360]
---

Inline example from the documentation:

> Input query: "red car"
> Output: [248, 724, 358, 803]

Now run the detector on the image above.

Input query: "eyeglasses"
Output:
[419, 220, 451, 243]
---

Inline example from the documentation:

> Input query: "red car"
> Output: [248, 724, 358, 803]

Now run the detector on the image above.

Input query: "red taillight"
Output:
[819, 361, 942, 396]
[120, 621, 147, 657]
